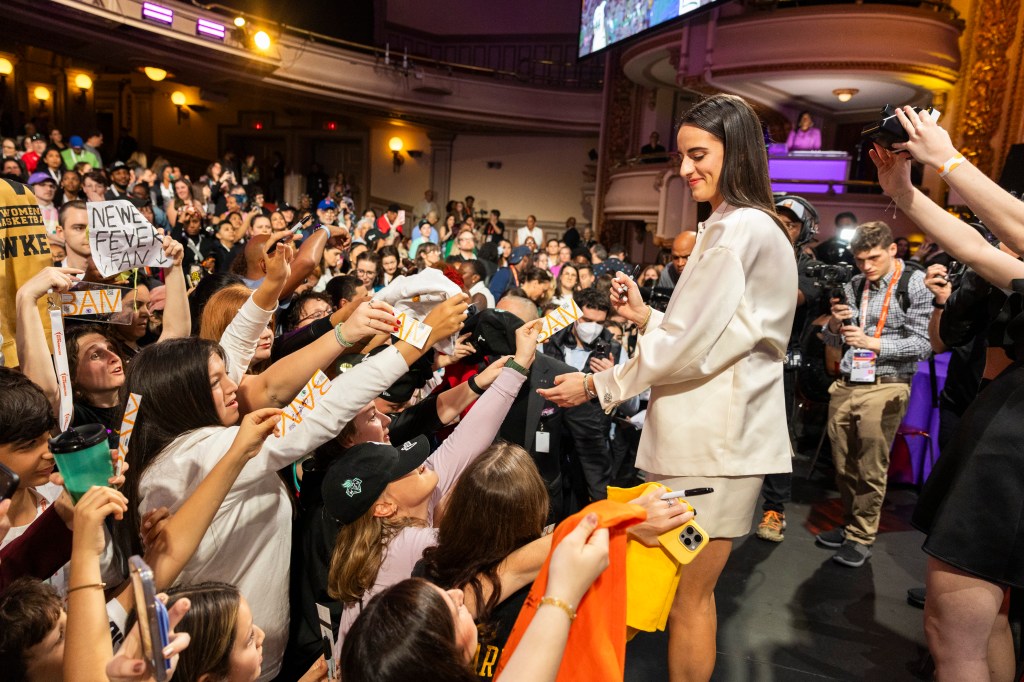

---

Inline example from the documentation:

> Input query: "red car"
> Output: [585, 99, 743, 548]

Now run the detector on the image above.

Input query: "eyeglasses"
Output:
[299, 307, 332, 324]
[356, 269, 377, 278]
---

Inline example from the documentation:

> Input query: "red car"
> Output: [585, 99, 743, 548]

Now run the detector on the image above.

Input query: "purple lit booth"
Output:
[768, 150, 852, 194]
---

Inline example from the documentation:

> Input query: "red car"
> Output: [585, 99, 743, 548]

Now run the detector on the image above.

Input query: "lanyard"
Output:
[860, 259, 903, 339]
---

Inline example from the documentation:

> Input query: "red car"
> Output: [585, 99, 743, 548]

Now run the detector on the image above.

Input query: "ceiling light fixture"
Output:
[144, 66, 167, 82]
[833, 88, 860, 103]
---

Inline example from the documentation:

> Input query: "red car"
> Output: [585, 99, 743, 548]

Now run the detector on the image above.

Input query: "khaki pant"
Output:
[826, 380, 911, 545]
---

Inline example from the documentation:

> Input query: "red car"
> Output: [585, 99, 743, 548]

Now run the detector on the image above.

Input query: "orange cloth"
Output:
[494, 500, 645, 682]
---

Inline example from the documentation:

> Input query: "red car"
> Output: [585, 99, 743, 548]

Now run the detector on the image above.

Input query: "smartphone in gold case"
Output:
[658, 517, 709, 565]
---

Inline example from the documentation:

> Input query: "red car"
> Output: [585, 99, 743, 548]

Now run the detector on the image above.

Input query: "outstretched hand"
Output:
[106, 595, 191, 682]
[890, 105, 959, 170]
[340, 300, 399, 344]
[536, 372, 589, 408]
[868, 143, 914, 201]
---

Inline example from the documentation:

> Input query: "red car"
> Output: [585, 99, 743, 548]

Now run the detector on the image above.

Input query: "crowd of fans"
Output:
[4, 99, 1024, 682]
[0, 123, 702, 682]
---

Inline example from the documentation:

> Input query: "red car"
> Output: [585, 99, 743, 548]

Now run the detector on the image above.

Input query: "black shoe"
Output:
[815, 527, 846, 549]
[907, 587, 926, 609]
[832, 540, 871, 568]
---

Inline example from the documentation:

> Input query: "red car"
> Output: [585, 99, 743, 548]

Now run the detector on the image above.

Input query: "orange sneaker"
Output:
[756, 510, 786, 542]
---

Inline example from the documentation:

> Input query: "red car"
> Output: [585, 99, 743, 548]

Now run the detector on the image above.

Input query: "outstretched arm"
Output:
[15, 266, 83, 413]
[871, 143, 1024, 289]
[156, 236, 190, 342]
[890, 106, 1024, 255]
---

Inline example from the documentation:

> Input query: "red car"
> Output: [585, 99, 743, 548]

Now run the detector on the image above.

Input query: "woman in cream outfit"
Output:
[541, 94, 797, 681]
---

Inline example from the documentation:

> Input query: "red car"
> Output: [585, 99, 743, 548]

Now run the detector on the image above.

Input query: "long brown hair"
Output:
[341, 579, 477, 682]
[328, 510, 424, 605]
[680, 94, 786, 236]
[164, 583, 241, 682]
[419, 443, 548, 626]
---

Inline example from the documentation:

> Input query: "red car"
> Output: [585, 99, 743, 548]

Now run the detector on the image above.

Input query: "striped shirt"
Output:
[823, 261, 932, 378]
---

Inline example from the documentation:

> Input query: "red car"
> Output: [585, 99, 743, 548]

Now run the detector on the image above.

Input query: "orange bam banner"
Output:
[537, 299, 584, 343]
[61, 288, 123, 316]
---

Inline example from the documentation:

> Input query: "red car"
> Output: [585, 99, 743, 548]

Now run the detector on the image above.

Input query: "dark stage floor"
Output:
[624, 453, 932, 681]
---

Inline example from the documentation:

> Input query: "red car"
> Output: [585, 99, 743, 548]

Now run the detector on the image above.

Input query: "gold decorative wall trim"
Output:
[959, 0, 1021, 176]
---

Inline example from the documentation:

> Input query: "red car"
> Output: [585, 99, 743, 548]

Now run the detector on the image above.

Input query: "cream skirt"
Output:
[645, 473, 765, 538]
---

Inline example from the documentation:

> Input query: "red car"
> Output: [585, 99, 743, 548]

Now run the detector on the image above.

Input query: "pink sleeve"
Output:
[428, 367, 527, 501]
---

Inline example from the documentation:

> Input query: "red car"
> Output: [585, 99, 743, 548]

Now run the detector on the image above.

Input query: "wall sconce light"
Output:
[33, 85, 50, 111]
[144, 66, 168, 82]
[171, 90, 189, 124]
[0, 58, 12, 82]
[233, 16, 246, 27]
[388, 136, 404, 173]
[253, 30, 271, 51]
[833, 88, 859, 103]
[74, 73, 92, 105]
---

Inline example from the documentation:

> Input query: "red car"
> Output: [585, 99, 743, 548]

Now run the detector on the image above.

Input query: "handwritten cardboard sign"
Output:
[88, 199, 171, 277]
[60, 288, 123, 316]
[394, 311, 431, 349]
[281, 371, 333, 433]
[116, 393, 142, 477]
[537, 299, 584, 343]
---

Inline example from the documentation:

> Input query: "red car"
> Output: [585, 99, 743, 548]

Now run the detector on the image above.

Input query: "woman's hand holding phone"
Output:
[106, 594, 191, 682]
[626, 486, 695, 547]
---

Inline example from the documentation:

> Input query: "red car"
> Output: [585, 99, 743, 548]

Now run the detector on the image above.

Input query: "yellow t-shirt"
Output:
[608, 482, 683, 637]
[0, 178, 53, 366]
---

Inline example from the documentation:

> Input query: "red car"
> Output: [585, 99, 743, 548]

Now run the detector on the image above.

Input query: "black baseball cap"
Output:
[463, 308, 524, 358]
[321, 435, 432, 525]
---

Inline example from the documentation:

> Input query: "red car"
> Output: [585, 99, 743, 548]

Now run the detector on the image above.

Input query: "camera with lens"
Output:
[861, 104, 940, 150]
[639, 285, 674, 313]
[805, 262, 854, 305]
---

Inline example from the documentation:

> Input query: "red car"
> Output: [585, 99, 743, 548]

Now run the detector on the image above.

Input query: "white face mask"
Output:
[575, 320, 603, 344]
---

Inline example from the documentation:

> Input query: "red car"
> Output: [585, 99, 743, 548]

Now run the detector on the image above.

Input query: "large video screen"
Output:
[579, 0, 728, 58]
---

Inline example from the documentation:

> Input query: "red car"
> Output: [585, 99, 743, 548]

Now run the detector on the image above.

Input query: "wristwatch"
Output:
[505, 358, 529, 376]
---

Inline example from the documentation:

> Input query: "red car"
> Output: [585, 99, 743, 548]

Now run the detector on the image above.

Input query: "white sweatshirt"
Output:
[139, 341, 409, 680]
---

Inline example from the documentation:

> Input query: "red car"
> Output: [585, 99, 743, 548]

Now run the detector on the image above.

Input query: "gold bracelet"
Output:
[538, 596, 577, 622]
[638, 306, 653, 334]
[66, 582, 106, 595]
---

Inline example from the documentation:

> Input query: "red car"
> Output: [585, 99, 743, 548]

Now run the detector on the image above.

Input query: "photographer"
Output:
[817, 221, 931, 568]
[755, 195, 822, 543]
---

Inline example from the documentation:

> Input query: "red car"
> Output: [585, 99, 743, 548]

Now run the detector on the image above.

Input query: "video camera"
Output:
[804, 262, 854, 305]
[861, 104, 940, 150]
[638, 285, 674, 313]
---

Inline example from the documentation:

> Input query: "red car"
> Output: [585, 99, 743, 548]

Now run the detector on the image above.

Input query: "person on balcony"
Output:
[786, 111, 822, 153]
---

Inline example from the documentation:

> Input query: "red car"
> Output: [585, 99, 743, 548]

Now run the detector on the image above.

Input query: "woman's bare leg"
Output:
[667, 538, 733, 682]
[924, 556, 1004, 681]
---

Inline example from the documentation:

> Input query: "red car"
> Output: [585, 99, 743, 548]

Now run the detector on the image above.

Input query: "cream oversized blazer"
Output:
[593, 203, 797, 477]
